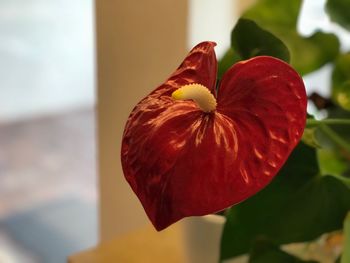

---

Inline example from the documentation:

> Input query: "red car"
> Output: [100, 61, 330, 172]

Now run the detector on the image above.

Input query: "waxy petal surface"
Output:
[121, 42, 307, 230]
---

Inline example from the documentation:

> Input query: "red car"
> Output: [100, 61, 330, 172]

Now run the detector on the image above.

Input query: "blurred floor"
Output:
[0, 108, 97, 263]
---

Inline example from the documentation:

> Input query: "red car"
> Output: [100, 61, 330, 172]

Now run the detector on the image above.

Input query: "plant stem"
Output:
[306, 118, 350, 127]
[319, 124, 350, 154]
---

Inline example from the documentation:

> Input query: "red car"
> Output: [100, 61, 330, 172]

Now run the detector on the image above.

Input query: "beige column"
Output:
[95, 0, 188, 241]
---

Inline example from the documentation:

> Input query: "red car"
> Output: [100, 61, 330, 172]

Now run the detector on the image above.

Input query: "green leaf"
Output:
[217, 48, 241, 80]
[336, 81, 350, 111]
[332, 53, 350, 111]
[231, 18, 290, 62]
[302, 128, 321, 149]
[326, 0, 350, 31]
[217, 18, 290, 81]
[220, 143, 350, 260]
[249, 238, 318, 263]
[313, 107, 350, 186]
[315, 124, 350, 156]
[243, 0, 300, 30]
[315, 107, 350, 156]
[318, 149, 349, 177]
[242, 0, 340, 75]
[341, 212, 350, 263]
[317, 148, 350, 188]
[332, 53, 350, 89]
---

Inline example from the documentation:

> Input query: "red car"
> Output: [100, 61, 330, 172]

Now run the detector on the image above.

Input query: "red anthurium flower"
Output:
[121, 41, 307, 231]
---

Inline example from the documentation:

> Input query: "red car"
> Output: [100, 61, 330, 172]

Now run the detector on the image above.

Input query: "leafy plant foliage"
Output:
[248, 238, 318, 263]
[327, 0, 350, 31]
[242, 0, 340, 75]
[231, 18, 290, 63]
[220, 144, 350, 260]
[219, 0, 350, 262]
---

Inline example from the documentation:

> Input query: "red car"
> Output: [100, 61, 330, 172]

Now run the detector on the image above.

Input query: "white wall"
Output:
[188, 0, 256, 58]
[96, 0, 188, 241]
[188, 0, 236, 57]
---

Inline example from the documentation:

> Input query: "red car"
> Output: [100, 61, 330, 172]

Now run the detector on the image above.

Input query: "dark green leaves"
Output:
[231, 19, 290, 62]
[218, 0, 342, 77]
[220, 143, 350, 260]
[217, 0, 350, 262]
[218, 0, 342, 78]
[217, 17, 290, 84]
[314, 108, 350, 187]
[327, 0, 350, 31]
[248, 238, 318, 263]
[297, 32, 340, 75]
[316, 108, 350, 156]
[217, 48, 240, 80]
[242, 0, 340, 75]
[217, 18, 290, 80]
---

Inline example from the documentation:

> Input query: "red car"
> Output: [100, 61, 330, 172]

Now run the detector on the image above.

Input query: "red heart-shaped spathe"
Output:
[121, 42, 307, 231]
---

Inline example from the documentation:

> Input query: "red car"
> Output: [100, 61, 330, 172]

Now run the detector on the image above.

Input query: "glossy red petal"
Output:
[151, 41, 218, 97]
[121, 42, 218, 230]
[215, 56, 307, 204]
[121, 50, 306, 230]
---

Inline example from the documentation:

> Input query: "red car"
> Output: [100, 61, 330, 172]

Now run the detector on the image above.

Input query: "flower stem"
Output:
[319, 124, 350, 154]
[306, 118, 350, 127]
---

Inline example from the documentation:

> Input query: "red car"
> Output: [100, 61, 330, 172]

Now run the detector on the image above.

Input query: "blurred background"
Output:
[0, 0, 350, 262]
[0, 0, 96, 262]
